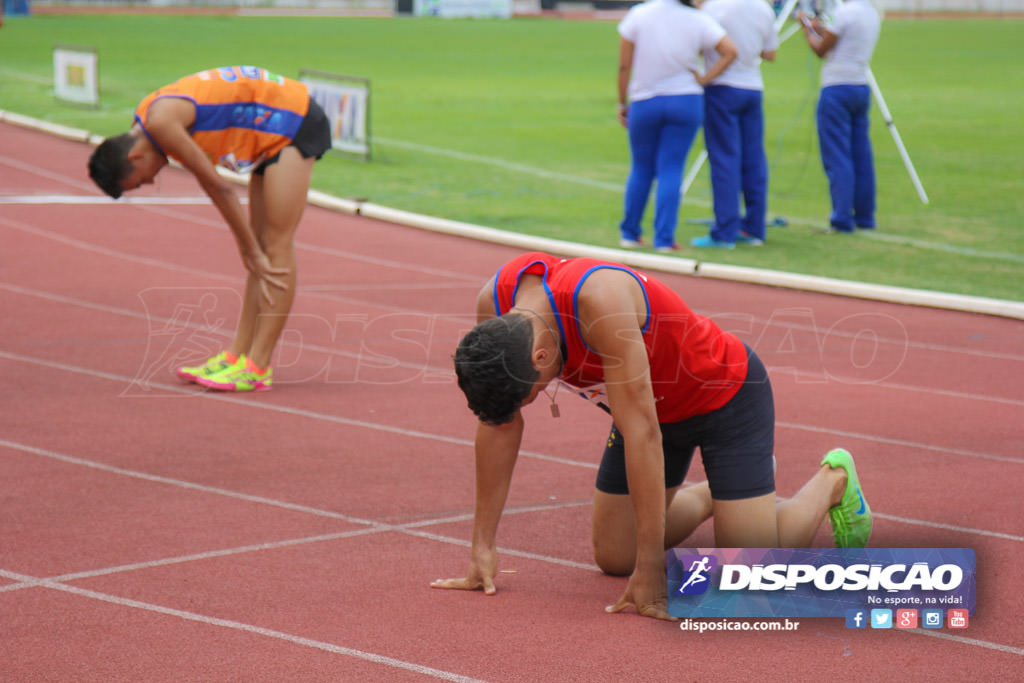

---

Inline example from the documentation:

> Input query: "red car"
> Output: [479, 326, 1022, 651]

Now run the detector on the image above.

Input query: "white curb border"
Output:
[4, 108, 1021, 321]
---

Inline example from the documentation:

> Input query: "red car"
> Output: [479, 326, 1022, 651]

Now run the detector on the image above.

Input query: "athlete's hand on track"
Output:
[243, 249, 289, 305]
[430, 547, 498, 595]
[606, 570, 677, 621]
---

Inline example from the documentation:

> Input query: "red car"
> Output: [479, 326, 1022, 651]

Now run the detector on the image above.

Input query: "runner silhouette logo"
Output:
[677, 555, 717, 595]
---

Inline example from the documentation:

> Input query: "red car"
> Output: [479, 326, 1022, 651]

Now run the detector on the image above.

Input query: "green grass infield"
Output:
[1, 13, 1021, 303]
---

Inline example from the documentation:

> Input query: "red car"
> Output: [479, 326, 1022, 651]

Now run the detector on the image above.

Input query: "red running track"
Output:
[1, 121, 1022, 681]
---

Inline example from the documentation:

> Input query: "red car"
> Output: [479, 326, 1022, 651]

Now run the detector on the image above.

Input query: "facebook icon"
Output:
[845, 609, 867, 629]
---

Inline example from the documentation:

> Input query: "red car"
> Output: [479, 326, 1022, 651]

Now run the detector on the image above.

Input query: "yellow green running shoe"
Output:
[196, 356, 273, 392]
[821, 448, 872, 548]
[176, 351, 239, 384]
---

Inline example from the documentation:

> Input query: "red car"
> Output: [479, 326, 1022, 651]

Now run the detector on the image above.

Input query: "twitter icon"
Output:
[871, 609, 893, 629]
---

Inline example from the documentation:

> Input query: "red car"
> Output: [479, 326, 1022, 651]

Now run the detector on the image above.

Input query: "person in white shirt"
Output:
[799, 0, 881, 232]
[617, 0, 737, 252]
[692, 0, 779, 249]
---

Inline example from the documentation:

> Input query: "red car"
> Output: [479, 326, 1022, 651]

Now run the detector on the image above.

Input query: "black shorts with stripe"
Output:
[595, 344, 775, 501]
[253, 96, 332, 175]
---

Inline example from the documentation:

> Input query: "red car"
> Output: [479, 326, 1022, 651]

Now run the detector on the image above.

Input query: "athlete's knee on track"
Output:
[592, 533, 635, 577]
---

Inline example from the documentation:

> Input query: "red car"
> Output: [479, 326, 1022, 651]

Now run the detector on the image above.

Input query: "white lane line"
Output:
[5, 271, 1022, 410]
[0, 437, 598, 571]
[0, 529, 384, 587]
[0, 153, 100, 192]
[0, 355, 593, 473]
[721, 311, 1024, 363]
[2, 353, 1022, 538]
[864, 231, 1024, 266]
[0, 209, 481, 285]
[779, 369, 1024, 409]
[373, 137, 1024, 266]
[871, 510, 1024, 543]
[122, 201, 484, 282]
[898, 628, 1024, 657]
[7, 206, 1023, 370]
[6, 344, 1024, 471]
[24, 501, 588, 585]
[0, 194, 217, 205]
[6, 431, 1021, 592]
[7, 210, 1021, 363]
[4, 268, 1023, 455]
[0, 569, 489, 683]
[775, 420, 1024, 466]
[4, 128, 1018, 267]
[0, 67, 52, 85]
[0, 217, 478, 320]
[376, 136, 628, 194]
[302, 281, 476, 292]
[2, 437, 1021, 659]
[1, 215, 236, 281]
[0, 280, 461, 379]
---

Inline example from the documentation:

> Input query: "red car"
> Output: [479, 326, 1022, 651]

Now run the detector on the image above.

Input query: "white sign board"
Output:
[299, 70, 370, 160]
[53, 45, 99, 107]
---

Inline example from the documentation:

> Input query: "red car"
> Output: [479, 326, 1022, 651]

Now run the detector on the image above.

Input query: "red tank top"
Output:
[492, 252, 748, 422]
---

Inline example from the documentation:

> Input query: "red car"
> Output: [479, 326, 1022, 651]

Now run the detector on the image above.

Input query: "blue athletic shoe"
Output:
[690, 235, 735, 249]
[736, 233, 764, 246]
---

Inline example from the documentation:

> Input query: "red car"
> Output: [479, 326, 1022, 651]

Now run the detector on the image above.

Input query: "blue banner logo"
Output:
[667, 548, 976, 618]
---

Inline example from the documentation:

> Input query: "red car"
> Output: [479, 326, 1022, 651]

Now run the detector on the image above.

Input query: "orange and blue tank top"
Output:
[134, 66, 311, 173]
[491, 252, 749, 423]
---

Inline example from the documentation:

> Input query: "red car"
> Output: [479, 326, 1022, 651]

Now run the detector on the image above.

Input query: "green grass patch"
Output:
[1, 14, 1021, 301]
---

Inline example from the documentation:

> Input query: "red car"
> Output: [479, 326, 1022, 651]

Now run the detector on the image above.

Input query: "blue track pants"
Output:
[816, 84, 876, 231]
[704, 85, 769, 242]
[620, 94, 703, 249]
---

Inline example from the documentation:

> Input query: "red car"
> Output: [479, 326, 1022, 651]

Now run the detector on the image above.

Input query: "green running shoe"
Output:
[196, 356, 273, 392]
[176, 351, 238, 384]
[821, 448, 872, 548]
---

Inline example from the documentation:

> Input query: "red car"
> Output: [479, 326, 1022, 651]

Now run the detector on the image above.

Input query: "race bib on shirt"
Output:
[570, 382, 610, 414]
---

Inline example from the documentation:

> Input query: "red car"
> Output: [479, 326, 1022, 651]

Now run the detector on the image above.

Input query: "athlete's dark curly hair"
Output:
[454, 313, 539, 426]
[88, 133, 136, 199]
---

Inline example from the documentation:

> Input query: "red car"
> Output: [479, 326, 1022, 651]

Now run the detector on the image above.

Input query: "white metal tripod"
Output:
[865, 67, 929, 203]
[683, 0, 929, 205]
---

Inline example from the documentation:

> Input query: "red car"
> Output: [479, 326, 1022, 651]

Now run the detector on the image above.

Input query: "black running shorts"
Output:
[595, 344, 776, 501]
[253, 97, 332, 175]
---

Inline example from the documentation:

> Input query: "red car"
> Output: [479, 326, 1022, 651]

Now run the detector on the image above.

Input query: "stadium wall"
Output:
[24, 0, 1024, 14]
